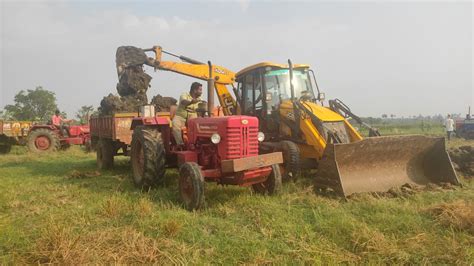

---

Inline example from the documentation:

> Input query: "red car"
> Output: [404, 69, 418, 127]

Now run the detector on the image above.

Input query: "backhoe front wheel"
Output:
[130, 126, 166, 189]
[252, 164, 282, 195]
[279, 141, 300, 181]
[179, 162, 205, 211]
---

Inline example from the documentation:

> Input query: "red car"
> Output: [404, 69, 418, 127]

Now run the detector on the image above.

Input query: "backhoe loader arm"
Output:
[143, 46, 238, 115]
[328, 98, 380, 137]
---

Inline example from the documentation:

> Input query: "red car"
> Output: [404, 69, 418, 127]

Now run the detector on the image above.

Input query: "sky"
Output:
[0, 0, 472, 118]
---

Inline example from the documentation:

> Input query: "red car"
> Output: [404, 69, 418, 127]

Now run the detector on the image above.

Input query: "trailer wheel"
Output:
[280, 140, 300, 181]
[0, 143, 12, 154]
[97, 139, 114, 169]
[252, 164, 282, 195]
[130, 126, 166, 189]
[179, 162, 205, 211]
[27, 128, 60, 152]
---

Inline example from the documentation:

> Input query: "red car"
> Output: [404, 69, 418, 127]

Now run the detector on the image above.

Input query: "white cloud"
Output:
[1, 2, 471, 118]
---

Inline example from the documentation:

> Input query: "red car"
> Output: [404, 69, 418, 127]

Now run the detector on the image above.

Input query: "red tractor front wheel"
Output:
[179, 162, 205, 211]
[252, 164, 282, 195]
[27, 128, 60, 152]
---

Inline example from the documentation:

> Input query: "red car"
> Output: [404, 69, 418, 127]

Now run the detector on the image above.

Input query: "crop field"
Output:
[1, 138, 473, 264]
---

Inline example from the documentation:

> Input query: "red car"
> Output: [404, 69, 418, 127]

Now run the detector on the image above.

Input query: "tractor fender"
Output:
[130, 116, 171, 130]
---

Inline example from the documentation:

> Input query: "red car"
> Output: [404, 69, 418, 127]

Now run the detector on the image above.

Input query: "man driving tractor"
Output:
[172, 82, 203, 145]
[51, 109, 71, 137]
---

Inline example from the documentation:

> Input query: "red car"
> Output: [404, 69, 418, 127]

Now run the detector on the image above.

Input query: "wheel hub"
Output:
[35, 136, 51, 150]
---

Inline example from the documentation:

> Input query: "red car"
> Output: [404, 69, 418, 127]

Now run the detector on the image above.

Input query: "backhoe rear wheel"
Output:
[279, 140, 300, 181]
[130, 126, 166, 189]
[97, 139, 114, 169]
[252, 164, 282, 195]
[27, 128, 60, 152]
[179, 162, 205, 211]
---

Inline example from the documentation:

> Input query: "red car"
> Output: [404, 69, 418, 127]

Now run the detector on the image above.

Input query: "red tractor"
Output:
[129, 106, 283, 210]
[27, 124, 91, 152]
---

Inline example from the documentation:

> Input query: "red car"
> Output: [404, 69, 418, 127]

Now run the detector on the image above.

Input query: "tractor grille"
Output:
[225, 125, 259, 159]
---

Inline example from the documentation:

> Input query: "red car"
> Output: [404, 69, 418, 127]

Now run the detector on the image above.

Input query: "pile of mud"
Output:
[150, 94, 177, 112]
[98, 46, 151, 115]
[449, 145, 473, 178]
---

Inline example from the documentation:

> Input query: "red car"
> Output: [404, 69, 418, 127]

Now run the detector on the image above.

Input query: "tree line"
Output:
[0, 86, 95, 124]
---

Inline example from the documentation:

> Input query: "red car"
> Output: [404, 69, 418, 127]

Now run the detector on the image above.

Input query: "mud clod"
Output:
[449, 145, 474, 178]
[150, 94, 177, 112]
[98, 46, 153, 115]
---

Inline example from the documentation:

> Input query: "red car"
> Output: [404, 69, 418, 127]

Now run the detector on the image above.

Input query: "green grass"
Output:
[1, 142, 473, 264]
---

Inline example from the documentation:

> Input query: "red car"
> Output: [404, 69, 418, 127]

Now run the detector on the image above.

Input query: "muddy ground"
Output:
[449, 145, 473, 178]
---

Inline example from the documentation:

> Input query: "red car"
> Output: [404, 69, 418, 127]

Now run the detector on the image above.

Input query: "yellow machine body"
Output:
[234, 62, 459, 196]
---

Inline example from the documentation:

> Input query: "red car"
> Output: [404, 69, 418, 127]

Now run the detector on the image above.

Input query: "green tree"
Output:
[4, 86, 58, 121]
[0, 109, 13, 120]
[76, 105, 95, 124]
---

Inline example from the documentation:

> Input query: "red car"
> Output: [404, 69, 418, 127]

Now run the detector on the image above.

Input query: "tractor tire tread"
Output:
[27, 128, 60, 152]
[131, 126, 166, 189]
[179, 162, 205, 211]
[280, 140, 300, 180]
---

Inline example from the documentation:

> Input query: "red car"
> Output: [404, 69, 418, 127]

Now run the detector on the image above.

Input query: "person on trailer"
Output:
[172, 82, 203, 145]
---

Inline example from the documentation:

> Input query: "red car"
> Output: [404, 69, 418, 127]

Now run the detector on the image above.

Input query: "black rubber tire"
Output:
[280, 140, 300, 181]
[0, 143, 12, 154]
[97, 139, 114, 170]
[130, 126, 166, 189]
[84, 138, 93, 153]
[27, 128, 60, 152]
[179, 162, 205, 211]
[252, 164, 282, 195]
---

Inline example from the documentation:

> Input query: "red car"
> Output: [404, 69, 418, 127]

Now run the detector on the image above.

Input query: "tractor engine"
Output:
[187, 116, 260, 169]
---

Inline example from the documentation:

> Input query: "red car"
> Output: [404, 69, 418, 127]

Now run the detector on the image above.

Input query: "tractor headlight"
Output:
[211, 133, 221, 144]
[257, 132, 265, 142]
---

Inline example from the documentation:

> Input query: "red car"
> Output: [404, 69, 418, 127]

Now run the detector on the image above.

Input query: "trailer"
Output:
[89, 112, 138, 169]
[0, 120, 32, 154]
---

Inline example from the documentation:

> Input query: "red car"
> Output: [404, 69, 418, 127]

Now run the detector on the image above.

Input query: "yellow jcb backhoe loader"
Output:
[232, 60, 459, 196]
[124, 45, 459, 197]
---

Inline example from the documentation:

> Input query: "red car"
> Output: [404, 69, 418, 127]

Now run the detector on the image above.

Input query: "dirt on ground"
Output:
[348, 182, 457, 200]
[449, 145, 474, 178]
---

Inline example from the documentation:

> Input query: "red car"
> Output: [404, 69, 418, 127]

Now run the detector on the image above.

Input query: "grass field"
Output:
[1, 139, 473, 264]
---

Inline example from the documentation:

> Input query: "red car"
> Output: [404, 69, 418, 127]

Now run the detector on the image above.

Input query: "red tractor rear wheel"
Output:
[27, 128, 60, 152]
[130, 126, 166, 189]
[252, 164, 282, 195]
[179, 162, 205, 211]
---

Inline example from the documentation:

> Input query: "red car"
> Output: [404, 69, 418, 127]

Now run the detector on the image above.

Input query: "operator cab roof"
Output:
[236, 62, 310, 78]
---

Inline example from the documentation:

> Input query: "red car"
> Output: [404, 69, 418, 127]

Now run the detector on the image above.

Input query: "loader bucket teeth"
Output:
[315, 135, 459, 197]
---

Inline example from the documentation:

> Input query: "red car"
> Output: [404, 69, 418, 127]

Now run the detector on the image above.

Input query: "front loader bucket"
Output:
[315, 135, 459, 197]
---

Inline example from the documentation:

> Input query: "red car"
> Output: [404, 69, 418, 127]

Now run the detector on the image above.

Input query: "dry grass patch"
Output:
[100, 194, 130, 218]
[27, 222, 190, 264]
[425, 200, 474, 234]
[134, 197, 153, 217]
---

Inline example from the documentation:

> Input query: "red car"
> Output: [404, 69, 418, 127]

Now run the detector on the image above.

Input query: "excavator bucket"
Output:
[315, 135, 459, 197]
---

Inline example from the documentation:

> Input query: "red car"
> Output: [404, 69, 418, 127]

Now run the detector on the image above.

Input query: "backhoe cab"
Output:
[235, 61, 459, 196]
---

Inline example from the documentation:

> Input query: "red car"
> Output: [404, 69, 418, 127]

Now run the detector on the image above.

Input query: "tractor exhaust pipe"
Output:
[207, 61, 214, 117]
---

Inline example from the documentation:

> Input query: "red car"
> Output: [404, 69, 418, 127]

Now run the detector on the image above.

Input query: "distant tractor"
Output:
[0, 120, 32, 154]
[27, 124, 91, 152]
[455, 107, 474, 140]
